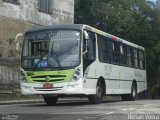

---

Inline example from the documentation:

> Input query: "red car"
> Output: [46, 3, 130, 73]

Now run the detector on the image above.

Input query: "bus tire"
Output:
[88, 81, 103, 104]
[43, 96, 58, 105]
[121, 94, 129, 101]
[121, 82, 137, 101]
[129, 82, 137, 100]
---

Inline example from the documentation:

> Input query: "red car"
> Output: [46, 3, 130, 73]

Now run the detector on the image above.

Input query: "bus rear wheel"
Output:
[43, 96, 58, 105]
[121, 82, 137, 101]
[88, 81, 103, 104]
[130, 82, 137, 100]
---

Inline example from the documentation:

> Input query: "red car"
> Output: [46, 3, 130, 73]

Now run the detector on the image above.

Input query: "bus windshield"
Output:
[22, 30, 81, 69]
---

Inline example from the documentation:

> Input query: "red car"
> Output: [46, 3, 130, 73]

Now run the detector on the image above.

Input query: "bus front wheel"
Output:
[43, 96, 58, 105]
[88, 81, 103, 104]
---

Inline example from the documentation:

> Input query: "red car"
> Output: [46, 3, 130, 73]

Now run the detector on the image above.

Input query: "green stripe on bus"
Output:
[22, 69, 75, 83]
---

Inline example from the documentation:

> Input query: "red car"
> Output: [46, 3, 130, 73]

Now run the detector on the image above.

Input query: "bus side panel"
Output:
[135, 69, 147, 93]
[96, 63, 132, 95]
[95, 62, 147, 95]
[83, 61, 98, 95]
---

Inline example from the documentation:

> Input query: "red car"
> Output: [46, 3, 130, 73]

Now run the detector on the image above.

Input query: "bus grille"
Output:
[31, 75, 66, 82]
[34, 86, 63, 91]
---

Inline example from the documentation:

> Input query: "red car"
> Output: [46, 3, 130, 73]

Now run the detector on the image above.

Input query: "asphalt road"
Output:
[0, 98, 160, 120]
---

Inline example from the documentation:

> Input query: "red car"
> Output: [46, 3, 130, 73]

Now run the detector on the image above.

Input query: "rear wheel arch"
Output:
[98, 76, 106, 95]
[121, 79, 137, 101]
[132, 79, 137, 89]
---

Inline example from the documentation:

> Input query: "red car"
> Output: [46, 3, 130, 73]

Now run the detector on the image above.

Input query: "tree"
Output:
[75, 0, 160, 98]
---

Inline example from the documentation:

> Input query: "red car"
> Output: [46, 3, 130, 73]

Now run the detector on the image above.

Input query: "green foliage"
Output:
[75, 0, 160, 98]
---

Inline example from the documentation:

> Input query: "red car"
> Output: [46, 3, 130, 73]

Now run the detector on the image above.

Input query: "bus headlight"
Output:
[75, 70, 80, 76]
[72, 67, 81, 81]
[73, 76, 78, 81]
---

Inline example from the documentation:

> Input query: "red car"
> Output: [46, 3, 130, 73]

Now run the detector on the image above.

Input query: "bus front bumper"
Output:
[20, 80, 85, 95]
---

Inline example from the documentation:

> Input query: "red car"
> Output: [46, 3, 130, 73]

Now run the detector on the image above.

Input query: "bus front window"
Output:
[22, 30, 81, 69]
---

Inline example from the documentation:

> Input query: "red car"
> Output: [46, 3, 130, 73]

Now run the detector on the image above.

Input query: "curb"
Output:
[0, 99, 43, 105]
[0, 96, 122, 105]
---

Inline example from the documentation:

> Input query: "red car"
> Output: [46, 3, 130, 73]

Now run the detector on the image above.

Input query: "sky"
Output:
[150, 0, 156, 3]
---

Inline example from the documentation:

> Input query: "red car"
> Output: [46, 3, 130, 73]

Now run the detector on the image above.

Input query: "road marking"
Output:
[143, 104, 152, 107]
[104, 112, 114, 114]
[96, 112, 114, 117]
[121, 108, 127, 111]
[137, 109, 146, 111]
[129, 108, 134, 110]
[121, 108, 135, 111]
[84, 116, 97, 119]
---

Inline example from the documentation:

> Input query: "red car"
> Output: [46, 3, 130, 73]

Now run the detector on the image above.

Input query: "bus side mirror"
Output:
[15, 33, 24, 52]
[83, 31, 89, 55]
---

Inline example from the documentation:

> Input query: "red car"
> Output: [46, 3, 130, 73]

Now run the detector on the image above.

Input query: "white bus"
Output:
[16, 24, 147, 105]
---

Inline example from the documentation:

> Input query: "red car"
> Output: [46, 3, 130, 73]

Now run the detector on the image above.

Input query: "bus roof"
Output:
[83, 25, 144, 50]
[25, 24, 84, 33]
[26, 24, 144, 50]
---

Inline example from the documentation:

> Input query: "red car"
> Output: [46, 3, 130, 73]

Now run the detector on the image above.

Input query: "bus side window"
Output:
[97, 35, 108, 62]
[126, 47, 132, 67]
[114, 42, 120, 64]
[112, 42, 115, 63]
[108, 40, 113, 63]
[130, 48, 135, 67]
[120, 45, 124, 65]
[139, 51, 144, 69]
[142, 51, 145, 69]
[123, 46, 127, 66]
[134, 49, 138, 68]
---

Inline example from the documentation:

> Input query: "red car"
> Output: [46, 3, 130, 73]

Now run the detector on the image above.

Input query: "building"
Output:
[156, 0, 160, 8]
[146, 0, 156, 8]
[0, 0, 74, 58]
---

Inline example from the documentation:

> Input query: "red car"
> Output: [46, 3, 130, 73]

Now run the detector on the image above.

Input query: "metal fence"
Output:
[0, 58, 20, 93]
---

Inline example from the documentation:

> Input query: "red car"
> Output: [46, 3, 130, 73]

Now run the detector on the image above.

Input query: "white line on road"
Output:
[129, 108, 135, 110]
[96, 112, 114, 117]
[120, 108, 135, 111]
[121, 109, 127, 111]
[143, 104, 152, 107]
[104, 112, 114, 114]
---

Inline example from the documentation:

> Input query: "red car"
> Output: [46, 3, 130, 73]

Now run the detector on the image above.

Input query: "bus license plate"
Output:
[43, 83, 53, 89]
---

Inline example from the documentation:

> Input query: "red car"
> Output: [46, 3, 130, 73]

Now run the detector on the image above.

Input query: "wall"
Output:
[0, 16, 36, 57]
[0, 0, 74, 93]
[156, 0, 160, 8]
[0, 0, 74, 25]
[0, 58, 20, 93]
[0, 0, 74, 58]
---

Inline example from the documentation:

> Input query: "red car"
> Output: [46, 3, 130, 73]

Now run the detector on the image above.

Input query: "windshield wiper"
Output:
[49, 40, 63, 70]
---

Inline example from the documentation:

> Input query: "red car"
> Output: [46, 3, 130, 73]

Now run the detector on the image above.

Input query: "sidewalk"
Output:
[0, 99, 43, 105]
[0, 92, 122, 105]
[0, 92, 43, 105]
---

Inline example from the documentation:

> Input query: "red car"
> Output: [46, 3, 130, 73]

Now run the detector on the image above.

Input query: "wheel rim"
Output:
[133, 88, 136, 97]
[96, 85, 102, 99]
[132, 85, 136, 98]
